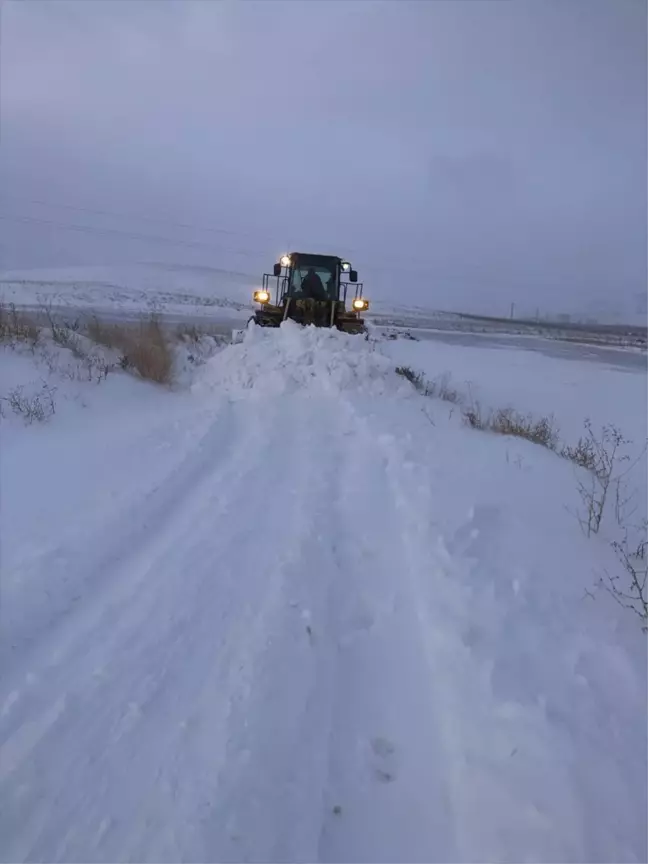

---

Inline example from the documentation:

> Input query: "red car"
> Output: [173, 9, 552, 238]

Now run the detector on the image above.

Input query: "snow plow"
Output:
[249, 253, 369, 335]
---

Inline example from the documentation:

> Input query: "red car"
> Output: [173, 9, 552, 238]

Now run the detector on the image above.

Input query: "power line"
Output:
[0, 213, 267, 260]
[0, 211, 387, 275]
[4, 196, 262, 242]
[2, 197, 439, 279]
[0, 209, 472, 285]
[2, 195, 356, 258]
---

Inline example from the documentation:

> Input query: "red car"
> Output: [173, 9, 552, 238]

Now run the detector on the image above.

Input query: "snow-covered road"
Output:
[1, 324, 646, 862]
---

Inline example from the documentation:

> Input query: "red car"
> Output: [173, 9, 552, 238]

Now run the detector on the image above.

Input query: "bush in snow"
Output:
[488, 407, 559, 450]
[395, 366, 462, 404]
[395, 365, 425, 389]
[42, 302, 83, 354]
[2, 382, 57, 424]
[601, 527, 648, 630]
[570, 421, 632, 538]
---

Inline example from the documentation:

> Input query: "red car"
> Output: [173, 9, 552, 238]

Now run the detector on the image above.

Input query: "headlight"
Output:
[280, 255, 291, 267]
[352, 297, 369, 311]
[254, 289, 270, 304]
[341, 261, 351, 272]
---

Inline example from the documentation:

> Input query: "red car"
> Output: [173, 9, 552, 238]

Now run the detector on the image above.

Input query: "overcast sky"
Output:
[1, 0, 646, 317]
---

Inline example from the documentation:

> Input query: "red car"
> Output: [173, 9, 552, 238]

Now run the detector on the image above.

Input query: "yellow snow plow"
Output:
[250, 253, 369, 335]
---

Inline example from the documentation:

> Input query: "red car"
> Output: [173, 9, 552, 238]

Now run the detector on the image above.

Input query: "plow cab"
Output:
[251, 252, 369, 334]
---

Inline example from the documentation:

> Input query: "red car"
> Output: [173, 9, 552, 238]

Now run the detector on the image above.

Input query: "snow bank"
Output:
[193, 320, 410, 399]
[349, 389, 647, 862]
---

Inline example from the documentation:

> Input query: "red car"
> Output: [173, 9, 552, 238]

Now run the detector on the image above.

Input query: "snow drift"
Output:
[193, 320, 408, 398]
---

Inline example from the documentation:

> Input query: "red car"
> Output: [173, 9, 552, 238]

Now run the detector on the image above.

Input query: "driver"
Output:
[300, 268, 327, 302]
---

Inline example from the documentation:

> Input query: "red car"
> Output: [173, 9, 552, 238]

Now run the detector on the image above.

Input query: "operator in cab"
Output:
[300, 268, 327, 302]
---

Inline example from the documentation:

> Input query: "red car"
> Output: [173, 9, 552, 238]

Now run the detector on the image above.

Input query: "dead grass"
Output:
[395, 365, 425, 389]
[396, 365, 560, 452]
[561, 432, 599, 472]
[489, 407, 559, 450]
[0, 303, 41, 349]
[2, 303, 200, 386]
[87, 315, 119, 350]
[395, 366, 462, 404]
[87, 315, 173, 384]
[396, 362, 594, 465]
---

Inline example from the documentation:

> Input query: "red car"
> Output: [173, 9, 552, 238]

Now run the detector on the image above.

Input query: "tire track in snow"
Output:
[2, 385, 460, 863]
[0, 395, 316, 862]
[2, 400, 249, 661]
[315, 398, 458, 864]
[190, 392, 346, 863]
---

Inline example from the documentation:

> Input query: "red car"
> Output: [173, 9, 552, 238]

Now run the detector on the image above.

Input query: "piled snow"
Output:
[1, 325, 646, 862]
[193, 320, 410, 399]
[173, 332, 230, 388]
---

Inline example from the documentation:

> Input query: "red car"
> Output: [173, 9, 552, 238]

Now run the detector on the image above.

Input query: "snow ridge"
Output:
[193, 320, 409, 398]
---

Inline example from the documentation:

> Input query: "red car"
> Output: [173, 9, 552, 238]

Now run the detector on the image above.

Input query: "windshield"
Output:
[290, 263, 338, 300]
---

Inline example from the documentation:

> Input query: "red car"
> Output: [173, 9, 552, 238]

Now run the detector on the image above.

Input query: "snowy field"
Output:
[380, 329, 648, 463]
[3, 263, 645, 350]
[0, 263, 255, 320]
[0, 264, 452, 332]
[1, 319, 646, 862]
[0, 262, 389, 321]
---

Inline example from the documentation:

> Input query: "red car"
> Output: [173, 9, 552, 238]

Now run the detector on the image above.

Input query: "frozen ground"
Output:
[1, 322, 646, 863]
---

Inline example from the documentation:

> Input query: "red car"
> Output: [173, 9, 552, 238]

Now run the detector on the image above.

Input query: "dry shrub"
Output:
[41, 303, 82, 351]
[127, 317, 172, 383]
[569, 422, 632, 537]
[395, 365, 425, 390]
[601, 527, 648, 630]
[489, 408, 559, 450]
[0, 303, 41, 349]
[561, 431, 598, 472]
[87, 315, 172, 384]
[3, 382, 57, 424]
[395, 366, 462, 404]
[463, 402, 486, 430]
[87, 316, 118, 350]
[435, 372, 461, 404]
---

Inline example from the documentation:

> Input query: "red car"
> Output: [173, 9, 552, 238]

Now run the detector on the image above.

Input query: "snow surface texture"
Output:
[1, 322, 646, 863]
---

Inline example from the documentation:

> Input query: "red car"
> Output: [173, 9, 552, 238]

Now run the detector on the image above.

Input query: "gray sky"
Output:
[1, 0, 646, 318]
